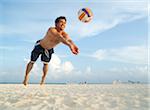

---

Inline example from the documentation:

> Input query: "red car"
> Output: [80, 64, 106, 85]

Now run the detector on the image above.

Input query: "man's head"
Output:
[55, 16, 67, 31]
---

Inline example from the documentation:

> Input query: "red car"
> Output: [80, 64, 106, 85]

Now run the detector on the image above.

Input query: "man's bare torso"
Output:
[40, 27, 63, 49]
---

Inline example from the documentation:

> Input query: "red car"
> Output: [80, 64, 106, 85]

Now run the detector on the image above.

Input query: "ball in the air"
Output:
[78, 8, 93, 23]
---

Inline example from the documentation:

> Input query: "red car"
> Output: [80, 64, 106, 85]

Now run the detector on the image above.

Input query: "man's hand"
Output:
[70, 45, 79, 55]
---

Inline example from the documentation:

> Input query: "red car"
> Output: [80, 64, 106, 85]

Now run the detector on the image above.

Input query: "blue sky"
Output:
[0, 0, 148, 83]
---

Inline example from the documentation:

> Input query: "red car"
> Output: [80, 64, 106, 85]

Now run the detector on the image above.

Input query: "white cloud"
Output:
[109, 65, 148, 75]
[84, 66, 93, 79]
[23, 55, 75, 80]
[70, 0, 147, 39]
[0, 0, 147, 39]
[85, 66, 92, 74]
[48, 55, 94, 81]
[92, 49, 107, 60]
[62, 61, 74, 74]
[49, 54, 62, 73]
[91, 45, 148, 64]
[49, 54, 74, 79]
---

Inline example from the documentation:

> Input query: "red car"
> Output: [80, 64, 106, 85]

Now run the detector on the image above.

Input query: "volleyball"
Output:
[78, 8, 93, 23]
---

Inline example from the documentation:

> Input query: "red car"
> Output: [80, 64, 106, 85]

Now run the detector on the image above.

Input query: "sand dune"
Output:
[0, 84, 149, 110]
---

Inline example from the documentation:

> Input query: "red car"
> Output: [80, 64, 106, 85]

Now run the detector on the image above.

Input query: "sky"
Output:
[0, 0, 149, 83]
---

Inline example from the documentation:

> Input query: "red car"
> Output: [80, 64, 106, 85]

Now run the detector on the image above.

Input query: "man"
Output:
[23, 16, 79, 86]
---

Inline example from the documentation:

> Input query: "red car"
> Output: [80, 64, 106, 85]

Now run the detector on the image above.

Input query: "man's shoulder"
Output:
[62, 31, 70, 39]
[48, 27, 56, 31]
[48, 27, 57, 34]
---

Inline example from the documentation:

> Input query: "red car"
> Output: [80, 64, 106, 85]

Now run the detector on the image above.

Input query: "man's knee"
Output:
[43, 63, 48, 67]
[28, 61, 35, 65]
[43, 63, 48, 70]
[43, 61, 49, 65]
[30, 61, 35, 63]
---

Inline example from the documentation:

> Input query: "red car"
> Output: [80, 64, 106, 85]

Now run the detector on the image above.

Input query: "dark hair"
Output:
[55, 16, 67, 24]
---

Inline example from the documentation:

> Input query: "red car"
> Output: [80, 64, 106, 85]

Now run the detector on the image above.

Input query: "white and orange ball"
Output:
[78, 8, 93, 23]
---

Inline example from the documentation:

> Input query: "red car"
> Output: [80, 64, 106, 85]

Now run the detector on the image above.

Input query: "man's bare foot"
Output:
[40, 82, 44, 85]
[23, 80, 28, 86]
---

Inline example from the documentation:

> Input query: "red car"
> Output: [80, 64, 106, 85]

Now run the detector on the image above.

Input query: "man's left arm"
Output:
[62, 32, 75, 45]
[62, 32, 79, 54]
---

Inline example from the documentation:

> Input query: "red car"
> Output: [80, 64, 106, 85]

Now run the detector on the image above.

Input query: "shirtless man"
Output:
[23, 16, 79, 86]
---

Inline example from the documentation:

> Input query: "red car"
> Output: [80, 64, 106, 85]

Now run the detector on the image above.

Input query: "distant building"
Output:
[128, 80, 140, 84]
[112, 80, 122, 84]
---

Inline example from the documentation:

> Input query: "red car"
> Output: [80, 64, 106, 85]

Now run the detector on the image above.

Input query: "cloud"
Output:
[0, 0, 147, 40]
[108, 65, 148, 79]
[62, 61, 74, 74]
[48, 55, 95, 81]
[49, 54, 61, 73]
[106, 65, 148, 83]
[85, 66, 92, 74]
[92, 49, 107, 60]
[91, 45, 148, 64]
[109, 66, 148, 74]
[49, 54, 74, 79]
[23, 55, 75, 80]
[70, 0, 147, 39]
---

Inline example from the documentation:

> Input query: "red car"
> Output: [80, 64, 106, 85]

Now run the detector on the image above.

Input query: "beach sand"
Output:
[0, 84, 149, 110]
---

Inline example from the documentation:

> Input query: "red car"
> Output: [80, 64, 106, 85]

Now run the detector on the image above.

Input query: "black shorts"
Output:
[30, 40, 54, 63]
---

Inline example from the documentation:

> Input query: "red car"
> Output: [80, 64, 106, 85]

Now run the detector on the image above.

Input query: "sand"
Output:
[0, 84, 149, 110]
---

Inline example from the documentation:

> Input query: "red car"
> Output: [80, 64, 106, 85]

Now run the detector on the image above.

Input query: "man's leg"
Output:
[23, 61, 34, 86]
[40, 63, 48, 85]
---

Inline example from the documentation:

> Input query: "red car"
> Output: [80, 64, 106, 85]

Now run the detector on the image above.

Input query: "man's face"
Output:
[56, 19, 66, 31]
